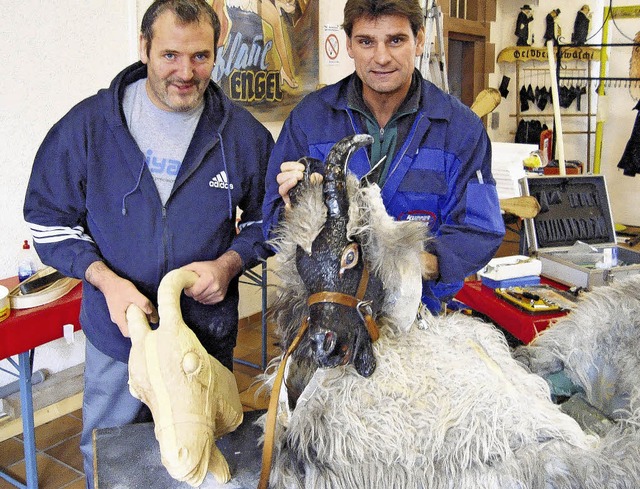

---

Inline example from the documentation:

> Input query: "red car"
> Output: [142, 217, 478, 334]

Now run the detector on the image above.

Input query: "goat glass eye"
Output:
[340, 243, 359, 276]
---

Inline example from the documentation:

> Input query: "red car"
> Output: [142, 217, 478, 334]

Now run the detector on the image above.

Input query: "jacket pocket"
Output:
[466, 182, 504, 233]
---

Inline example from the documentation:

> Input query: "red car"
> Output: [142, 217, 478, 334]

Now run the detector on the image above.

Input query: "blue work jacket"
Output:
[263, 72, 505, 313]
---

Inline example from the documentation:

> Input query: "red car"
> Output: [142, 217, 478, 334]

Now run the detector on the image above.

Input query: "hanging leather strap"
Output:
[258, 317, 309, 489]
[258, 265, 378, 489]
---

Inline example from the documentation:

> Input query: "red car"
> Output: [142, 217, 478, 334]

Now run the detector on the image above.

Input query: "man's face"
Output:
[140, 10, 215, 112]
[346, 14, 424, 104]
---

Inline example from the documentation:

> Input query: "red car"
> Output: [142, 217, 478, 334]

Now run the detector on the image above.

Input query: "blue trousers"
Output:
[80, 340, 149, 489]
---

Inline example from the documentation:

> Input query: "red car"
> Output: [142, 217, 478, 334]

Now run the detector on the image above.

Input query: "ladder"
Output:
[416, 0, 449, 93]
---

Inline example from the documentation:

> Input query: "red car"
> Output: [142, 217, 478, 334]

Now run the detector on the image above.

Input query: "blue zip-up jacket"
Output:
[263, 73, 505, 313]
[24, 62, 274, 364]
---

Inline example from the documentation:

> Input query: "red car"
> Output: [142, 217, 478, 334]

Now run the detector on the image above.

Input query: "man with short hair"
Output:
[263, 0, 504, 315]
[24, 1, 273, 485]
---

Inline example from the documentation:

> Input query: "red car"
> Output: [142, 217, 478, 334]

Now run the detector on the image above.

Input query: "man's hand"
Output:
[277, 161, 323, 206]
[182, 250, 243, 305]
[420, 251, 440, 281]
[85, 261, 157, 337]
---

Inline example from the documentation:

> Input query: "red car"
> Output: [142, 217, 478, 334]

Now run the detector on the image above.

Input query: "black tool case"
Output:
[519, 175, 640, 289]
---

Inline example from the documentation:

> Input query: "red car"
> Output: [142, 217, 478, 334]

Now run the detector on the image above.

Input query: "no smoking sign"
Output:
[325, 33, 339, 60]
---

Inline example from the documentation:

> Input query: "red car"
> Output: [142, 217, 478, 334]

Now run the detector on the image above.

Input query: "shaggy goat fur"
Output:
[514, 275, 640, 421]
[263, 176, 640, 488]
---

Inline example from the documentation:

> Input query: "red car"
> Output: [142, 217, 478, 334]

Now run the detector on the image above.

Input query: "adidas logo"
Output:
[209, 171, 234, 190]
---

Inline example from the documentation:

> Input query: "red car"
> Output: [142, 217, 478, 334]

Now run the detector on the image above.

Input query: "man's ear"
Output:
[415, 27, 426, 57]
[139, 34, 149, 64]
[346, 35, 354, 59]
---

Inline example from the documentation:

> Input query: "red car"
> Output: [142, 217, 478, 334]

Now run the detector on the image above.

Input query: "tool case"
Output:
[519, 175, 640, 289]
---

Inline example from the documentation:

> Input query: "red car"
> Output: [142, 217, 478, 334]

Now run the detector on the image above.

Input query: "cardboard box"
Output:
[519, 175, 640, 289]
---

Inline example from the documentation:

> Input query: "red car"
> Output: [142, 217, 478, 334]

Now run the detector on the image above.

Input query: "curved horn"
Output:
[290, 156, 323, 206]
[323, 134, 373, 217]
[157, 269, 199, 330]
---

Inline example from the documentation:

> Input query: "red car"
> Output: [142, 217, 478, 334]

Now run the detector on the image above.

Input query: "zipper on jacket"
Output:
[384, 113, 425, 184]
[161, 206, 169, 276]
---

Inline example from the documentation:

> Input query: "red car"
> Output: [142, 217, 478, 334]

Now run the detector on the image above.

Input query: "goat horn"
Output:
[290, 156, 323, 206]
[157, 269, 199, 330]
[324, 134, 373, 217]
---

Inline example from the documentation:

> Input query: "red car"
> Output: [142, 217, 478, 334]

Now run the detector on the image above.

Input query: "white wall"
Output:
[1, 1, 139, 278]
[489, 0, 640, 226]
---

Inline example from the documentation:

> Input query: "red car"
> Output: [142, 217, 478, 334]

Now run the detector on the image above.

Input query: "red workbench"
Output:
[0, 277, 82, 359]
[455, 278, 569, 344]
[0, 276, 82, 489]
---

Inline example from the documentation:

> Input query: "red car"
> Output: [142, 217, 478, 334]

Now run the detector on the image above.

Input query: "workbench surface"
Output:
[94, 409, 265, 488]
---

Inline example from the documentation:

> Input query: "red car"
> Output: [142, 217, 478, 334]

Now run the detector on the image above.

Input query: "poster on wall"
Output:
[209, 0, 318, 123]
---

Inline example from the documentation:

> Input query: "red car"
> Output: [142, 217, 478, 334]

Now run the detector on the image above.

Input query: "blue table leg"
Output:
[18, 351, 38, 489]
[0, 352, 37, 489]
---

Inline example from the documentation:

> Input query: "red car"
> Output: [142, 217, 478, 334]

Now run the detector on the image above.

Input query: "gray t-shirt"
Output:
[122, 78, 204, 204]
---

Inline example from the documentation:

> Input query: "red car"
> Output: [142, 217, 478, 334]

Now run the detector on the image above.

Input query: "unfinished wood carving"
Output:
[127, 269, 243, 487]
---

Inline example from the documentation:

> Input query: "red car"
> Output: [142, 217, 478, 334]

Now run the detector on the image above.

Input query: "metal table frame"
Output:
[0, 277, 82, 489]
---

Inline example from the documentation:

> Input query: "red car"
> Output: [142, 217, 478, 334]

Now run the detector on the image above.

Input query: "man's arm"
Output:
[262, 114, 312, 242]
[24, 115, 104, 280]
[85, 261, 157, 337]
[229, 121, 275, 270]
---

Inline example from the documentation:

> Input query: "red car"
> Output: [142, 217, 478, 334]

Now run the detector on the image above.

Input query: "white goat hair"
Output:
[264, 175, 640, 488]
[515, 275, 640, 421]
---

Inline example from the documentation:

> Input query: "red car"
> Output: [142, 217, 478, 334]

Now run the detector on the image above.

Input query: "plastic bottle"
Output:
[18, 240, 38, 282]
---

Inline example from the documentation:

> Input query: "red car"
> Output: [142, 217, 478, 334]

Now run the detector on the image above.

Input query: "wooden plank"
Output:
[0, 364, 84, 441]
[0, 392, 82, 441]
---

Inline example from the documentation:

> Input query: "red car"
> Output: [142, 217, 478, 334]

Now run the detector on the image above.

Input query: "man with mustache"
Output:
[24, 1, 273, 485]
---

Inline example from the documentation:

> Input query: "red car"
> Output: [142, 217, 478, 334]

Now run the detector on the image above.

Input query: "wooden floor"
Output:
[0, 314, 278, 489]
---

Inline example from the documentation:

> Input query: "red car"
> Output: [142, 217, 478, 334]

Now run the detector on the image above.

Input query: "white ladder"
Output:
[416, 0, 449, 93]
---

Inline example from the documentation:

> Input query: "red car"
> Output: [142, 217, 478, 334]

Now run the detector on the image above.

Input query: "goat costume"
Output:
[262, 71, 505, 313]
[262, 148, 640, 487]
[24, 61, 274, 364]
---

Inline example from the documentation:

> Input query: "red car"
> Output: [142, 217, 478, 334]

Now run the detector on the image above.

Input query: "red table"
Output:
[455, 278, 569, 344]
[0, 276, 82, 489]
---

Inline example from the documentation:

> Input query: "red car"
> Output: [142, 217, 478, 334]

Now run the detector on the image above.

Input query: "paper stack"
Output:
[477, 255, 542, 289]
[491, 142, 537, 200]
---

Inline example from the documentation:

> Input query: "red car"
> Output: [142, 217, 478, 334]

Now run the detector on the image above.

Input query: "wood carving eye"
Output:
[340, 243, 359, 276]
[183, 351, 202, 375]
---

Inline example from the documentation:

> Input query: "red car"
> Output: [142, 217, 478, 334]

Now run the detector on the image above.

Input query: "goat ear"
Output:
[360, 155, 386, 187]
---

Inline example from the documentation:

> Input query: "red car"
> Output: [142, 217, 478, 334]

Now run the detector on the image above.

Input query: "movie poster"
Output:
[209, 0, 318, 123]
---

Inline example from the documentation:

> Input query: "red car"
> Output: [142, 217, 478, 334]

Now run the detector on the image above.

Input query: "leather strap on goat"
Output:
[258, 264, 378, 489]
[306, 266, 379, 342]
[258, 317, 309, 489]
